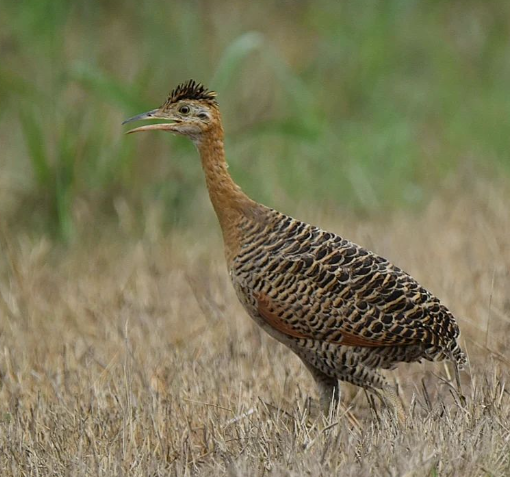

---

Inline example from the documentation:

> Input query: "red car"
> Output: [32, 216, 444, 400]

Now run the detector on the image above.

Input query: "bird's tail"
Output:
[449, 340, 467, 370]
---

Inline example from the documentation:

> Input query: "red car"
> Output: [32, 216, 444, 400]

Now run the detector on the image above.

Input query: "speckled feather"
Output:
[230, 206, 466, 391]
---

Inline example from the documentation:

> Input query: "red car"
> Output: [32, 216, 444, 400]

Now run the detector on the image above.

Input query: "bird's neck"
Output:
[196, 126, 261, 260]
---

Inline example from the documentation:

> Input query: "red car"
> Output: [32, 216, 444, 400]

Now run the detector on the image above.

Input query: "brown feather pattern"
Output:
[231, 207, 466, 392]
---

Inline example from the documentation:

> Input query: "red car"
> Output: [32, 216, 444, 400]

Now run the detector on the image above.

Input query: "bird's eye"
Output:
[179, 105, 190, 115]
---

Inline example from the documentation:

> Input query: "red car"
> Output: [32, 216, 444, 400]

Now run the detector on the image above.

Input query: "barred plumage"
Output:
[232, 209, 466, 374]
[124, 80, 466, 421]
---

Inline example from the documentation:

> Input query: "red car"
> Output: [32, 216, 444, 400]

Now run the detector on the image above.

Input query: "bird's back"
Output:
[229, 207, 466, 375]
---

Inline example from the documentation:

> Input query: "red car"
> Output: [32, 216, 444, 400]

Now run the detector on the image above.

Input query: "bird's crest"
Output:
[163, 80, 218, 107]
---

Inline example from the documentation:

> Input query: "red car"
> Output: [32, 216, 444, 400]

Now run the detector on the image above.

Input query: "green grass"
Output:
[2, 0, 510, 238]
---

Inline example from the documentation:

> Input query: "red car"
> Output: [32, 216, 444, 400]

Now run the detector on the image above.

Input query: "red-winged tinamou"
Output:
[123, 80, 466, 422]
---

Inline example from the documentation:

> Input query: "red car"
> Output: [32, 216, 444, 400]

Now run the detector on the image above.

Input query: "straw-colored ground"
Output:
[0, 182, 509, 476]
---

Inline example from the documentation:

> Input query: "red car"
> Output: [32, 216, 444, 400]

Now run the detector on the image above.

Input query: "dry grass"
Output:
[1, 183, 510, 476]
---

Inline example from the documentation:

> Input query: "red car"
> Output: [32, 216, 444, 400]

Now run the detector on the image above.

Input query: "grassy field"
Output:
[1, 184, 510, 475]
[1, 0, 510, 475]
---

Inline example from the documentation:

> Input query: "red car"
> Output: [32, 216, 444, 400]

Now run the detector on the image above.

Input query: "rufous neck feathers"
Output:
[195, 121, 259, 259]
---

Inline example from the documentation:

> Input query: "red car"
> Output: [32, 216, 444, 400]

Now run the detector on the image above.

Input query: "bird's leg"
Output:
[301, 360, 340, 417]
[374, 385, 406, 425]
[453, 361, 466, 406]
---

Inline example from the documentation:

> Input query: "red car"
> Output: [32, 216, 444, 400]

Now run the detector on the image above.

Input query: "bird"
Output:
[123, 79, 466, 421]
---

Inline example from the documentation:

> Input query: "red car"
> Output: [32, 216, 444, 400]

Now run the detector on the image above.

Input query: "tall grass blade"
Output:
[19, 110, 51, 187]
[212, 32, 265, 92]
[71, 62, 147, 112]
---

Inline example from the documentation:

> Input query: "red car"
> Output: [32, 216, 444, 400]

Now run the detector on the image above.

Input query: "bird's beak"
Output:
[122, 109, 181, 134]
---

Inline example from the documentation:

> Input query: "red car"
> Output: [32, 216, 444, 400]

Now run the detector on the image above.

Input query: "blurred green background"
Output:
[1, 0, 509, 241]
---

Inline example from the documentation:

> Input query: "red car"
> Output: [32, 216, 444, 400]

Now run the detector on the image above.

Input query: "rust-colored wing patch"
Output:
[255, 293, 394, 347]
[337, 333, 389, 348]
[256, 293, 308, 339]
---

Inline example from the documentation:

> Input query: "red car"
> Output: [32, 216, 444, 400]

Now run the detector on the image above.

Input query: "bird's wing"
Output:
[248, 238, 459, 349]
[255, 291, 392, 347]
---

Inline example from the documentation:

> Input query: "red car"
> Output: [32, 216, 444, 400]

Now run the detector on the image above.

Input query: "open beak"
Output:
[122, 109, 181, 134]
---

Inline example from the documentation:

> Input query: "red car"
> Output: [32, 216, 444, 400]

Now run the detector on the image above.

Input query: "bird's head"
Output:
[123, 80, 219, 143]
